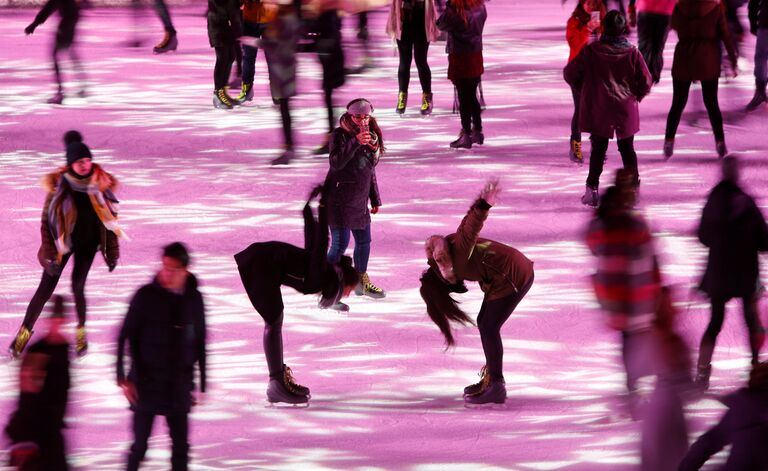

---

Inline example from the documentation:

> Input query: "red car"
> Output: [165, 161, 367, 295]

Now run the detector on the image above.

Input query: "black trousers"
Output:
[637, 12, 671, 84]
[214, 44, 236, 90]
[278, 98, 294, 149]
[24, 245, 97, 329]
[397, 5, 431, 94]
[455, 77, 482, 133]
[570, 85, 581, 142]
[698, 295, 763, 367]
[127, 410, 189, 471]
[665, 79, 724, 141]
[477, 274, 534, 381]
[586, 135, 638, 188]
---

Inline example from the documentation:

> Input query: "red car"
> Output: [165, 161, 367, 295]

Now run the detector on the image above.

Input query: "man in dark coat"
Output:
[694, 156, 768, 389]
[117, 242, 207, 471]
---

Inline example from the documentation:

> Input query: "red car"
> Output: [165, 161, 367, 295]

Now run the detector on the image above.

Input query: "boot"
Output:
[237, 82, 254, 103]
[8, 326, 32, 359]
[464, 378, 506, 405]
[396, 91, 407, 114]
[569, 139, 583, 163]
[420, 92, 433, 116]
[271, 149, 295, 166]
[284, 365, 310, 396]
[694, 364, 711, 391]
[355, 272, 386, 299]
[318, 299, 349, 312]
[48, 91, 64, 105]
[76, 325, 88, 356]
[153, 31, 178, 54]
[450, 130, 472, 149]
[463, 365, 489, 396]
[581, 185, 598, 208]
[663, 138, 674, 160]
[471, 127, 485, 145]
[267, 377, 309, 405]
[213, 89, 237, 110]
[746, 80, 767, 112]
[715, 140, 728, 158]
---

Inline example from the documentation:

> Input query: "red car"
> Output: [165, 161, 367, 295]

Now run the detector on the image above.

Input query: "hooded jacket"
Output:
[670, 0, 737, 81]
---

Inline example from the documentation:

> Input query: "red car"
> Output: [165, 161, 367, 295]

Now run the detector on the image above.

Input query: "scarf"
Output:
[599, 35, 631, 49]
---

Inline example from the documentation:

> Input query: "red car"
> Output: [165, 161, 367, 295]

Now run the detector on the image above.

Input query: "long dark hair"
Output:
[419, 267, 474, 347]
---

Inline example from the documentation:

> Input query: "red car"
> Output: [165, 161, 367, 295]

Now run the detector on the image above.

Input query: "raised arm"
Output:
[452, 181, 500, 273]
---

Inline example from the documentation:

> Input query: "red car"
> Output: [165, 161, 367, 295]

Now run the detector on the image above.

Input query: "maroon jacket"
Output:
[564, 37, 652, 140]
[671, 1, 737, 82]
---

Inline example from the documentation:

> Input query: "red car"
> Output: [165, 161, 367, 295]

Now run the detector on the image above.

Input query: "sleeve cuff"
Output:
[476, 199, 492, 210]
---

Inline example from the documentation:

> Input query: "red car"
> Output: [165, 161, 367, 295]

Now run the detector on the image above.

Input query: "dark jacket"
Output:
[31, 0, 79, 47]
[698, 180, 768, 299]
[324, 121, 382, 230]
[207, 0, 242, 48]
[262, 9, 299, 100]
[446, 199, 534, 301]
[117, 275, 207, 415]
[564, 37, 652, 140]
[436, 2, 486, 81]
[749, 0, 768, 31]
[678, 388, 768, 470]
[671, 1, 737, 81]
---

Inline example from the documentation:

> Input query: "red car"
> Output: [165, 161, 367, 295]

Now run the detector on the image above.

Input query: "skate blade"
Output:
[266, 401, 310, 409]
[463, 401, 508, 410]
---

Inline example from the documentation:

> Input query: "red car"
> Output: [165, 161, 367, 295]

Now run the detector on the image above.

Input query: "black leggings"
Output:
[586, 135, 638, 188]
[698, 295, 763, 366]
[24, 246, 97, 329]
[278, 98, 294, 149]
[477, 274, 534, 381]
[214, 44, 236, 90]
[127, 411, 188, 471]
[455, 78, 482, 133]
[665, 79, 724, 141]
[397, 5, 430, 94]
[323, 87, 334, 134]
[53, 42, 85, 94]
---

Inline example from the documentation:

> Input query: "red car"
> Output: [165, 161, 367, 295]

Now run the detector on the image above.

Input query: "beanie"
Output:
[66, 141, 92, 166]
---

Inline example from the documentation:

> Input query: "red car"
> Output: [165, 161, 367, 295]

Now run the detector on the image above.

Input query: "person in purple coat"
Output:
[564, 10, 653, 207]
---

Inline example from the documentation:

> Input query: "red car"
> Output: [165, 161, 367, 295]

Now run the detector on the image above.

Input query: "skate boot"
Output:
[663, 138, 674, 160]
[464, 378, 506, 406]
[471, 127, 485, 145]
[449, 130, 472, 149]
[715, 140, 728, 158]
[420, 92, 433, 116]
[355, 272, 386, 299]
[396, 91, 407, 115]
[237, 82, 254, 103]
[284, 365, 310, 397]
[463, 365, 489, 396]
[569, 139, 582, 163]
[8, 326, 32, 359]
[213, 89, 237, 110]
[694, 364, 711, 391]
[318, 299, 350, 312]
[746, 80, 767, 112]
[48, 91, 64, 105]
[271, 149, 295, 166]
[581, 185, 598, 208]
[75, 325, 88, 356]
[153, 31, 178, 54]
[267, 377, 309, 405]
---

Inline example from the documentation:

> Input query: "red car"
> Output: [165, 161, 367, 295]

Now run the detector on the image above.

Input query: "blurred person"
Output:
[5, 295, 70, 471]
[565, 0, 606, 163]
[663, 0, 737, 159]
[117, 242, 207, 471]
[747, 0, 768, 110]
[693, 156, 768, 390]
[678, 362, 768, 470]
[24, 0, 85, 104]
[236, 0, 278, 103]
[234, 187, 360, 404]
[564, 10, 652, 207]
[8, 131, 123, 359]
[627, 0, 677, 84]
[151, 0, 178, 53]
[437, 0, 487, 149]
[208, 0, 243, 109]
[386, 0, 440, 115]
[420, 181, 535, 406]
[724, 0, 747, 56]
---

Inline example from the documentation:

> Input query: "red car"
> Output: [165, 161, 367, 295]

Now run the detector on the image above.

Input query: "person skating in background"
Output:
[747, 0, 768, 110]
[151, 0, 178, 53]
[662, 0, 737, 159]
[693, 156, 768, 390]
[386, 0, 440, 115]
[627, 0, 676, 84]
[236, 0, 278, 103]
[208, 0, 243, 109]
[565, 0, 606, 163]
[234, 187, 360, 405]
[24, 0, 86, 104]
[437, 0, 487, 149]
[9, 131, 123, 359]
[564, 10, 652, 207]
[117, 242, 207, 471]
[5, 295, 71, 471]
[420, 181, 535, 406]
[324, 98, 386, 309]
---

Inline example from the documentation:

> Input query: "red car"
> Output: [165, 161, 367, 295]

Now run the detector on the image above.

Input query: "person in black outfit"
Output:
[208, 0, 243, 109]
[234, 187, 360, 405]
[24, 0, 85, 104]
[117, 242, 207, 471]
[694, 156, 768, 390]
[312, 5, 346, 154]
[5, 295, 71, 471]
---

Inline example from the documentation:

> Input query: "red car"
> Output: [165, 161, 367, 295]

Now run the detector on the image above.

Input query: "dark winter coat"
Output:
[678, 388, 768, 470]
[31, 0, 79, 48]
[324, 122, 382, 231]
[262, 9, 299, 100]
[447, 199, 534, 301]
[670, 0, 737, 81]
[207, 0, 243, 48]
[117, 274, 207, 415]
[564, 37, 652, 139]
[698, 180, 768, 299]
[749, 0, 768, 31]
[436, 2, 486, 81]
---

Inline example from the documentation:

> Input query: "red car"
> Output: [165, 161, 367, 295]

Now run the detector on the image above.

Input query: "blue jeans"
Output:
[242, 21, 267, 85]
[755, 28, 768, 86]
[327, 225, 371, 273]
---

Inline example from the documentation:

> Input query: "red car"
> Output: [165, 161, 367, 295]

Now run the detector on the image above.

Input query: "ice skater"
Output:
[208, 0, 243, 109]
[9, 131, 124, 359]
[420, 180, 535, 406]
[234, 187, 360, 405]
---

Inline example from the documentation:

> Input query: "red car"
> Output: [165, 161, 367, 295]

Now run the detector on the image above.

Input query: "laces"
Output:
[217, 90, 232, 106]
[284, 366, 306, 393]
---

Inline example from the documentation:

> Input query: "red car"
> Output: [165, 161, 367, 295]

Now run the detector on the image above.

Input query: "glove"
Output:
[107, 260, 117, 272]
[24, 22, 37, 35]
[45, 260, 62, 277]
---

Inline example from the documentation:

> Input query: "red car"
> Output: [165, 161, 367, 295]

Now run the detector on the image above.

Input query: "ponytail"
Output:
[419, 267, 473, 347]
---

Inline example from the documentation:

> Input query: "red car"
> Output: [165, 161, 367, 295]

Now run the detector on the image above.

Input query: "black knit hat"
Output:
[66, 141, 92, 166]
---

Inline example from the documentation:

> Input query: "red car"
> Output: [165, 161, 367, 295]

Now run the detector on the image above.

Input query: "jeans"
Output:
[586, 135, 638, 188]
[242, 21, 266, 86]
[127, 411, 189, 471]
[455, 78, 482, 133]
[755, 27, 768, 86]
[327, 225, 371, 273]
[665, 79, 724, 141]
[637, 12, 671, 84]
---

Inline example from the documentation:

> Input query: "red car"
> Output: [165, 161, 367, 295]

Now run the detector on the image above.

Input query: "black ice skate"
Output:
[464, 379, 506, 407]
[267, 377, 309, 406]
[463, 365, 488, 396]
[153, 31, 177, 54]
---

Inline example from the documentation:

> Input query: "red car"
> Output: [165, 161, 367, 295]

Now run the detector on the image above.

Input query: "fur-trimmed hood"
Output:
[42, 163, 118, 194]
